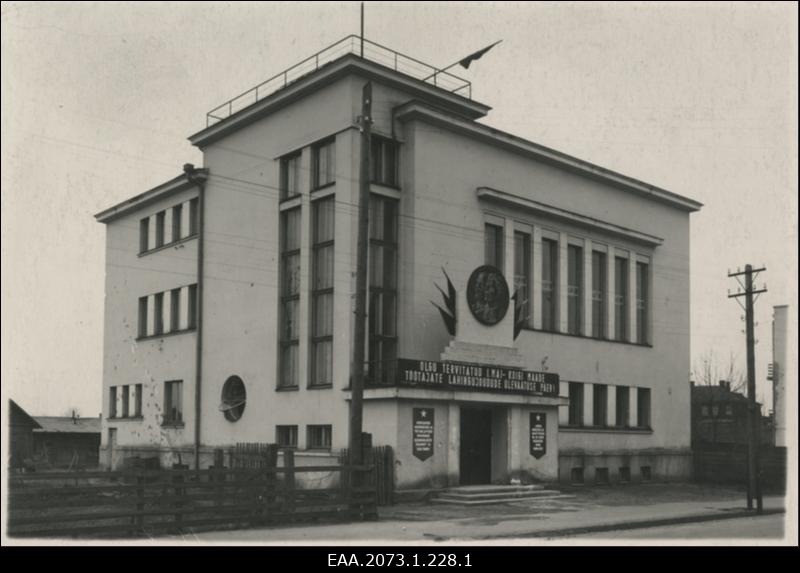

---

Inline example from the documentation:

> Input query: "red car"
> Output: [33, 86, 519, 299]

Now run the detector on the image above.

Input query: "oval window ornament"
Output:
[466, 265, 510, 326]
[220, 376, 246, 422]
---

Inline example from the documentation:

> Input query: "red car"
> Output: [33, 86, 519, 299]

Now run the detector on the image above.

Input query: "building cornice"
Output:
[94, 169, 209, 224]
[477, 186, 664, 247]
[188, 55, 491, 149]
[395, 102, 703, 214]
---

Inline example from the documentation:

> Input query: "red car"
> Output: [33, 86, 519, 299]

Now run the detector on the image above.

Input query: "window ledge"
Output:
[276, 386, 300, 392]
[306, 448, 332, 452]
[107, 416, 143, 422]
[136, 328, 196, 342]
[139, 234, 198, 257]
[161, 422, 185, 429]
[307, 384, 333, 390]
[311, 181, 336, 193]
[560, 425, 652, 434]
[520, 327, 653, 348]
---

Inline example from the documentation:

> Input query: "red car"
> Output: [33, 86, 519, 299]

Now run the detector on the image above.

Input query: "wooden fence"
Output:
[7, 453, 376, 538]
[339, 445, 395, 506]
[694, 445, 787, 490]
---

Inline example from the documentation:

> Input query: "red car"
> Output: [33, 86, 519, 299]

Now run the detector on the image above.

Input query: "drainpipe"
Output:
[185, 163, 207, 470]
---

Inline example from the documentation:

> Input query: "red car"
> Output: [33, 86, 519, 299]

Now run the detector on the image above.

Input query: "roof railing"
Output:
[206, 35, 472, 127]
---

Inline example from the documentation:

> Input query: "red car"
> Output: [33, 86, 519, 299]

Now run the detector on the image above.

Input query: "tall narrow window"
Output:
[369, 196, 398, 385]
[636, 262, 649, 344]
[371, 136, 399, 187]
[134, 384, 143, 417]
[312, 138, 335, 189]
[155, 211, 166, 248]
[593, 384, 608, 427]
[484, 223, 504, 272]
[169, 288, 180, 332]
[153, 292, 164, 336]
[567, 245, 583, 335]
[279, 208, 301, 388]
[541, 238, 558, 331]
[187, 284, 198, 330]
[568, 382, 584, 426]
[164, 380, 183, 424]
[109, 386, 117, 419]
[311, 197, 335, 387]
[189, 198, 199, 236]
[514, 231, 531, 327]
[280, 151, 301, 200]
[616, 386, 629, 427]
[138, 296, 148, 338]
[139, 217, 149, 253]
[592, 251, 607, 338]
[614, 257, 628, 341]
[637, 388, 651, 429]
[172, 204, 182, 242]
[121, 385, 130, 418]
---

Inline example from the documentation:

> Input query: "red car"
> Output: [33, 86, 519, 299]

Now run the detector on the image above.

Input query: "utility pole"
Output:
[350, 81, 372, 473]
[728, 264, 767, 513]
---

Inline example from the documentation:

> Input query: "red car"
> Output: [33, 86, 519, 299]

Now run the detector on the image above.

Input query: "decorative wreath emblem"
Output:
[466, 265, 509, 326]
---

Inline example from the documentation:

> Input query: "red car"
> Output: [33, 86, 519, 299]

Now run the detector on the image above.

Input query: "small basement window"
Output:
[220, 376, 246, 422]
[619, 466, 631, 483]
[570, 467, 584, 485]
[595, 467, 610, 485]
[641, 465, 652, 481]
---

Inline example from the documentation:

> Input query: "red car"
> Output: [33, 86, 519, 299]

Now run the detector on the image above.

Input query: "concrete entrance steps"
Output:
[432, 484, 574, 506]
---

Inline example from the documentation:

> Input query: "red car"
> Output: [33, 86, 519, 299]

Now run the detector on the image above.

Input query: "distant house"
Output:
[8, 400, 42, 470]
[32, 414, 101, 469]
[691, 381, 772, 447]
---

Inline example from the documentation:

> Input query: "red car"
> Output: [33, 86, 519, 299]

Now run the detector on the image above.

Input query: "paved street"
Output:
[559, 513, 785, 540]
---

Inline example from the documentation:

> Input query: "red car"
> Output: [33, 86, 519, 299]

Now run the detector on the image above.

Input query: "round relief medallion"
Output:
[466, 265, 510, 326]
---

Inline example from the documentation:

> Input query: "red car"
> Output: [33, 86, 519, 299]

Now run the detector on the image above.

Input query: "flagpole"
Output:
[360, 2, 364, 58]
[423, 40, 502, 82]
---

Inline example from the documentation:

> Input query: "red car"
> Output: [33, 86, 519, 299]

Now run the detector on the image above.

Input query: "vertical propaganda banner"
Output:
[530, 412, 546, 459]
[413, 408, 434, 461]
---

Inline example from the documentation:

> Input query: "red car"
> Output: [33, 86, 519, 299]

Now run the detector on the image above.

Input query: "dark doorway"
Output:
[459, 408, 492, 485]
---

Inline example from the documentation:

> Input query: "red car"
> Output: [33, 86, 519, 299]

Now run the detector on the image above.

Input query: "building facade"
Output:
[96, 39, 702, 487]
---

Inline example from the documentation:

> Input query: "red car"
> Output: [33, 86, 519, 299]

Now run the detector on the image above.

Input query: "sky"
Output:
[2, 1, 797, 418]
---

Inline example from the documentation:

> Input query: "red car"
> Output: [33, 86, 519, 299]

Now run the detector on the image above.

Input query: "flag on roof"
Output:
[458, 40, 502, 69]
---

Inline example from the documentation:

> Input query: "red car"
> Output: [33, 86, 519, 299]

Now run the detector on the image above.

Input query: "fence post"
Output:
[284, 449, 295, 515]
[135, 471, 145, 533]
[212, 448, 225, 507]
[172, 463, 187, 531]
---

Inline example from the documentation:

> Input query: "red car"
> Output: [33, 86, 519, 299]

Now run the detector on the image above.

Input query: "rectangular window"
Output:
[121, 385, 130, 418]
[371, 136, 399, 187]
[170, 288, 180, 332]
[484, 223, 504, 272]
[591, 251, 607, 338]
[109, 386, 117, 419]
[307, 424, 332, 450]
[514, 231, 531, 327]
[138, 296, 148, 338]
[369, 196, 399, 385]
[172, 204, 182, 242]
[139, 218, 149, 253]
[637, 388, 651, 429]
[541, 238, 558, 331]
[636, 262, 649, 344]
[279, 208, 301, 388]
[153, 292, 164, 335]
[568, 382, 583, 426]
[276, 425, 298, 449]
[614, 257, 628, 341]
[187, 284, 198, 330]
[616, 386, 629, 427]
[567, 245, 583, 335]
[164, 380, 183, 424]
[311, 196, 335, 387]
[593, 384, 608, 427]
[155, 211, 166, 248]
[312, 138, 335, 189]
[134, 384, 143, 417]
[280, 151, 301, 200]
[189, 198, 199, 236]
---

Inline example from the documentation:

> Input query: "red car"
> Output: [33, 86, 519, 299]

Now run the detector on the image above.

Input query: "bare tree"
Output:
[692, 349, 746, 393]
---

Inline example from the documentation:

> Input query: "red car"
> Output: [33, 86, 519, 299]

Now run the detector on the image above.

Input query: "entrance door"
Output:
[459, 408, 492, 485]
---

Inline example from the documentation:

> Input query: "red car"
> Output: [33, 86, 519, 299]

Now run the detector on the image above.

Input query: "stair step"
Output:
[441, 484, 545, 495]
[436, 489, 563, 502]
[432, 493, 575, 506]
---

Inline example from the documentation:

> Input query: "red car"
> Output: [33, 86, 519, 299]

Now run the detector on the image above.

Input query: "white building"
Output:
[96, 37, 702, 488]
